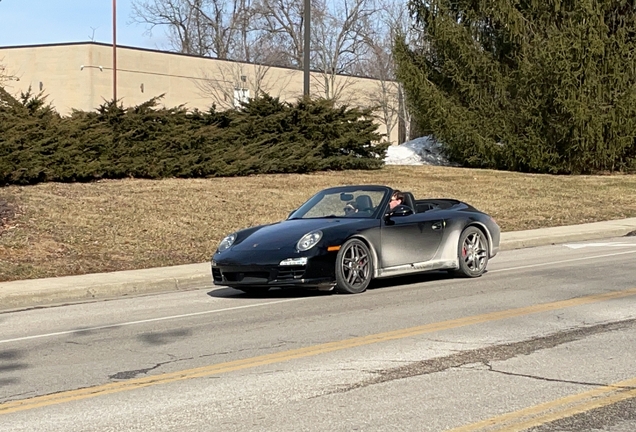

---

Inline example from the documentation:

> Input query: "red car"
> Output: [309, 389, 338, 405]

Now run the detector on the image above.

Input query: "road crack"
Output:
[483, 362, 636, 390]
[314, 318, 636, 398]
[109, 355, 184, 380]
[0, 390, 34, 403]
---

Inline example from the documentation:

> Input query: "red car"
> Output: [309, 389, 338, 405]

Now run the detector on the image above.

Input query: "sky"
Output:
[0, 0, 169, 50]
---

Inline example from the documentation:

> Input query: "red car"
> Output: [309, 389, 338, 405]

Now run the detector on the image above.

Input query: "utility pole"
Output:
[303, 0, 310, 96]
[113, 0, 117, 101]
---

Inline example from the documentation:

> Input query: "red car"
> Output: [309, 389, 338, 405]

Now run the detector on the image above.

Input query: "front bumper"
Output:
[211, 252, 337, 289]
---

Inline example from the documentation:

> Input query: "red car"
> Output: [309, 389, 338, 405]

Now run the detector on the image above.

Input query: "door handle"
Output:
[431, 221, 443, 230]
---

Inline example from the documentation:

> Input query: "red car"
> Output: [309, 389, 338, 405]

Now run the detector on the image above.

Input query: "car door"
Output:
[380, 212, 445, 269]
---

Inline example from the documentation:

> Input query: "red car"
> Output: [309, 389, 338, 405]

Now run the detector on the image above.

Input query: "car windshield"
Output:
[290, 187, 388, 219]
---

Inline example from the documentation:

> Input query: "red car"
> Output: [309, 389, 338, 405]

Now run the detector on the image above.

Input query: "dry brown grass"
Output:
[1, 165, 635, 282]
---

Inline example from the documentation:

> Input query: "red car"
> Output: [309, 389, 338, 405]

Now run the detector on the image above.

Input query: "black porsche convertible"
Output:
[211, 185, 500, 294]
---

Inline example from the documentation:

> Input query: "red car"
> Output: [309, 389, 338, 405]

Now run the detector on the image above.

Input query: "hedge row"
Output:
[0, 88, 389, 185]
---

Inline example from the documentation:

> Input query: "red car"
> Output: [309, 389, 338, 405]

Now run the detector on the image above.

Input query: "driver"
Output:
[389, 190, 404, 210]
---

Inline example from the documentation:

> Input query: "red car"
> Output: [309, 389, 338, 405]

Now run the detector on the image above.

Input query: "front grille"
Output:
[277, 266, 306, 280]
[223, 271, 270, 282]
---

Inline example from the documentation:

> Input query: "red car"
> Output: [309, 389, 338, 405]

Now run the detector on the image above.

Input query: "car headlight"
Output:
[296, 230, 323, 252]
[217, 233, 237, 252]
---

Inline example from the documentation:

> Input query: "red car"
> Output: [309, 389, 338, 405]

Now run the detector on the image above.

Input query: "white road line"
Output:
[490, 249, 636, 273]
[0, 298, 306, 345]
[564, 242, 636, 249]
[3, 250, 636, 345]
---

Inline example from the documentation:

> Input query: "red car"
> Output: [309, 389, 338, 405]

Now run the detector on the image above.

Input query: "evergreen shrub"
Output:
[0, 89, 389, 185]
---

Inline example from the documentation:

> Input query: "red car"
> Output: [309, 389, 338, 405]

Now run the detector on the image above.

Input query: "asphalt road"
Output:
[2, 236, 636, 431]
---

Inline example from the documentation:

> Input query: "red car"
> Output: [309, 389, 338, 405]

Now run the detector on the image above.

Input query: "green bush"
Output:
[0, 90, 389, 185]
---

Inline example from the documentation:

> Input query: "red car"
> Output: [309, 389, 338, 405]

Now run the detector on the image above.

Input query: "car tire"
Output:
[453, 226, 489, 278]
[335, 238, 373, 294]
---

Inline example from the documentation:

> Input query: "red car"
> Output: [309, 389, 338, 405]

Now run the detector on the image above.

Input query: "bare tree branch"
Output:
[0, 59, 19, 87]
[352, 0, 418, 142]
[311, 0, 378, 101]
[130, 0, 255, 59]
[129, 0, 406, 133]
[251, 0, 305, 67]
[194, 61, 294, 109]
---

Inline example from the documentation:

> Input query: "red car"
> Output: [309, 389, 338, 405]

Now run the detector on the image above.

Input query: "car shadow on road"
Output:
[207, 271, 458, 299]
[207, 287, 331, 299]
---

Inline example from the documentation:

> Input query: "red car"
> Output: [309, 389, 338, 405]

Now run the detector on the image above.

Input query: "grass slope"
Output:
[1, 165, 635, 282]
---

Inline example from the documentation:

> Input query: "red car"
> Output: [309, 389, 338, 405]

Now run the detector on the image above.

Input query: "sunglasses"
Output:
[344, 207, 356, 213]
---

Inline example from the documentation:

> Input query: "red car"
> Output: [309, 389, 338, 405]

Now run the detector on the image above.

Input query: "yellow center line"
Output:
[2, 287, 636, 415]
[501, 387, 636, 431]
[448, 377, 636, 432]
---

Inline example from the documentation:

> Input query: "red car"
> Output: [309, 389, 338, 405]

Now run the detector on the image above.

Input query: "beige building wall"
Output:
[0, 42, 399, 144]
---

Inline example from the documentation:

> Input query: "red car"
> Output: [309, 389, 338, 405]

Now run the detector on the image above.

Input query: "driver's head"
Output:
[390, 190, 404, 210]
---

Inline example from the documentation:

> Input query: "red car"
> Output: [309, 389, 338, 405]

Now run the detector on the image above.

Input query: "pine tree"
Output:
[394, 0, 636, 174]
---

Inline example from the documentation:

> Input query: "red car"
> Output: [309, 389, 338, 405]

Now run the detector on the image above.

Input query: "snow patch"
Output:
[384, 136, 457, 166]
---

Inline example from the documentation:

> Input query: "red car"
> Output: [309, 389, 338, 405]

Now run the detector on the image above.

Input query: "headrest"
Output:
[355, 195, 374, 211]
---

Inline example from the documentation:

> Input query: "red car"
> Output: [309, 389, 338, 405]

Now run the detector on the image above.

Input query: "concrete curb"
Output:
[2, 217, 636, 312]
[499, 218, 636, 251]
[0, 263, 212, 312]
